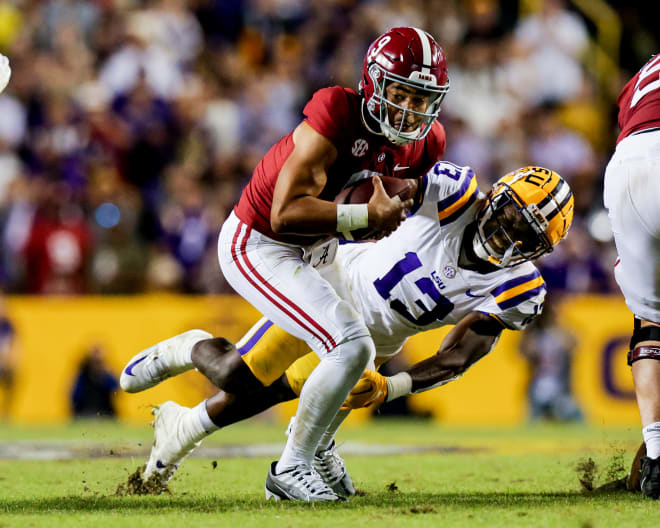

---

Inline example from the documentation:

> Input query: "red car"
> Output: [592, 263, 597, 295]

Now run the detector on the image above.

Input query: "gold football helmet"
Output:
[473, 166, 574, 267]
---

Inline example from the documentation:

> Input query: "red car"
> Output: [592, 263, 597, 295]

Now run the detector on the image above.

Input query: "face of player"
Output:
[384, 82, 433, 133]
[474, 201, 543, 267]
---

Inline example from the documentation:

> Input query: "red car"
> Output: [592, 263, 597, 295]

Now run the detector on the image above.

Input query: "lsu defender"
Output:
[120, 163, 574, 499]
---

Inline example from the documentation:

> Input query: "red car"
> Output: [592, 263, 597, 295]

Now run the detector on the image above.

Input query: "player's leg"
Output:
[285, 353, 356, 496]
[630, 321, 660, 499]
[143, 377, 298, 481]
[219, 214, 373, 501]
[143, 319, 308, 481]
[604, 134, 660, 498]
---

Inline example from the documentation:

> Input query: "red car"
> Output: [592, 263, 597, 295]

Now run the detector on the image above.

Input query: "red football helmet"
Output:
[359, 27, 449, 145]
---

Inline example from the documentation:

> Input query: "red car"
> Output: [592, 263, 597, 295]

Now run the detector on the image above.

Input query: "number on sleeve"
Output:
[632, 55, 660, 108]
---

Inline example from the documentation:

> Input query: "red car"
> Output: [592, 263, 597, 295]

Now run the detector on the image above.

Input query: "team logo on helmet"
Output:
[359, 27, 449, 146]
[473, 166, 574, 268]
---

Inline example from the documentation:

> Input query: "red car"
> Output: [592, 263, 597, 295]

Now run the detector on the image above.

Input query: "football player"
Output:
[121, 26, 450, 502]
[603, 53, 660, 499]
[121, 163, 574, 498]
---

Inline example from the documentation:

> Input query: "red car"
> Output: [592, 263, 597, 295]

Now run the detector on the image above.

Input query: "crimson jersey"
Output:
[233, 86, 446, 244]
[617, 54, 660, 144]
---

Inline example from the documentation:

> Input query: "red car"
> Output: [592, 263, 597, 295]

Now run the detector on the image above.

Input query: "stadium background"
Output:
[0, 0, 657, 426]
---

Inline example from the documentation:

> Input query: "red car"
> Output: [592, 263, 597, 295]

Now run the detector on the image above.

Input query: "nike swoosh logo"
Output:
[465, 289, 485, 298]
[393, 164, 409, 171]
[124, 354, 148, 376]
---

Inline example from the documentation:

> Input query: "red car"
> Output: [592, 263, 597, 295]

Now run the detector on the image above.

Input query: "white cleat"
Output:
[143, 401, 201, 482]
[120, 329, 211, 393]
[314, 441, 356, 497]
[265, 461, 344, 501]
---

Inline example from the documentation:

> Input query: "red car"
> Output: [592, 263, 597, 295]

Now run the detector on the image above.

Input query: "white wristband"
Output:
[385, 372, 413, 402]
[337, 203, 369, 232]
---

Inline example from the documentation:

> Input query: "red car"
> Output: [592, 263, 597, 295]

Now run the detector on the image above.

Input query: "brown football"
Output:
[334, 176, 416, 240]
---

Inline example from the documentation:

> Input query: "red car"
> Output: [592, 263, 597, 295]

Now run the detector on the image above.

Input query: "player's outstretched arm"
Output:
[342, 312, 503, 409]
[406, 311, 502, 393]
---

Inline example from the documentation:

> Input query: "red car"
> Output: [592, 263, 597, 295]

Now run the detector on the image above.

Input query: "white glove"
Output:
[0, 54, 11, 94]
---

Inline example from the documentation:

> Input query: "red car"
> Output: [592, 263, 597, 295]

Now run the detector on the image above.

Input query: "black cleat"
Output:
[640, 456, 660, 499]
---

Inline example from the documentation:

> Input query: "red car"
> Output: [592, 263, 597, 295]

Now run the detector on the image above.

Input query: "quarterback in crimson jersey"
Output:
[235, 86, 447, 243]
[121, 27, 451, 502]
[604, 53, 660, 498]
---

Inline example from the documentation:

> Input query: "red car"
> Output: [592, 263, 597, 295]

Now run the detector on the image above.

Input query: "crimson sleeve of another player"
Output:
[302, 86, 350, 147]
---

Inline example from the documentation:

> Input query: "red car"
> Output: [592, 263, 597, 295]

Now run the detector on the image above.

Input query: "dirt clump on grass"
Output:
[577, 448, 633, 494]
[576, 457, 597, 491]
[386, 482, 399, 492]
[115, 466, 171, 496]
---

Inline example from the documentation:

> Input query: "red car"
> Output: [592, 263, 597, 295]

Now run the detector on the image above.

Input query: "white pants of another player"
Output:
[604, 129, 660, 323]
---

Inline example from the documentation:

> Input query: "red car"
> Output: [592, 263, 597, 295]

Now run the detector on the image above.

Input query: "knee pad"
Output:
[628, 318, 660, 365]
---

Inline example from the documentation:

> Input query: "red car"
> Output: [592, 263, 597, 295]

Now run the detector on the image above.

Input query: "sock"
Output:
[193, 400, 219, 435]
[643, 422, 660, 459]
[316, 409, 351, 453]
[276, 336, 373, 473]
[175, 400, 219, 446]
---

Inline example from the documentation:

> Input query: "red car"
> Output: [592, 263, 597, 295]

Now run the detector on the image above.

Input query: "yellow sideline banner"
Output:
[2, 294, 640, 425]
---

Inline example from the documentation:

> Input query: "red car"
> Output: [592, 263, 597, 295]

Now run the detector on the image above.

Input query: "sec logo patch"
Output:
[443, 265, 456, 279]
[352, 139, 369, 157]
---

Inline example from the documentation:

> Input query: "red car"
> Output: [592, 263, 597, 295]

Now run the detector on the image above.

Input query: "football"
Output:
[334, 176, 416, 240]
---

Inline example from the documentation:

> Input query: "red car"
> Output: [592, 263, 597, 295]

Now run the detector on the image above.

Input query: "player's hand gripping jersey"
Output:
[233, 87, 446, 244]
[238, 162, 548, 390]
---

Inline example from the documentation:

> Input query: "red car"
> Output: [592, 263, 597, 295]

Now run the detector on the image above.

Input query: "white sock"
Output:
[317, 409, 351, 453]
[175, 401, 218, 446]
[643, 422, 660, 459]
[276, 336, 373, 473]
[192, 400, 219, 435]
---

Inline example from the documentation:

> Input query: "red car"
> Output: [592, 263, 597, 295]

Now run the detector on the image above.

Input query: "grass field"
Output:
[0, 418, 657, 527]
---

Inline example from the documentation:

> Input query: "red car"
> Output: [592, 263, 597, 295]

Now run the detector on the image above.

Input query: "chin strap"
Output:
[486, 241, 521, 268]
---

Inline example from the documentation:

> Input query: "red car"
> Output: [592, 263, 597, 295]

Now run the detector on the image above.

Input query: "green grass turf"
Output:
[0, 419, 656, 527]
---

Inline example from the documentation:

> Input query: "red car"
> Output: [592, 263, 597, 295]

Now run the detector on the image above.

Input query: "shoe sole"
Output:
[142, 403, 176, 481]
[264, 479, 345, 502]
[265, 485, 284, 501]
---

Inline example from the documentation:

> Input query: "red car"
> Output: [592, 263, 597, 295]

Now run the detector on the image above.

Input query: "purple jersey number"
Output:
[374, 252, 454, 326]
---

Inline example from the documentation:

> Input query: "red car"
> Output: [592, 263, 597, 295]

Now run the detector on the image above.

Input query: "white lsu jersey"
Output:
[322, 161, 546, 357]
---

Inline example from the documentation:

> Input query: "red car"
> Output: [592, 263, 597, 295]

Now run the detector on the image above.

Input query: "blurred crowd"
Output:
[0, 0, 657, 295]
